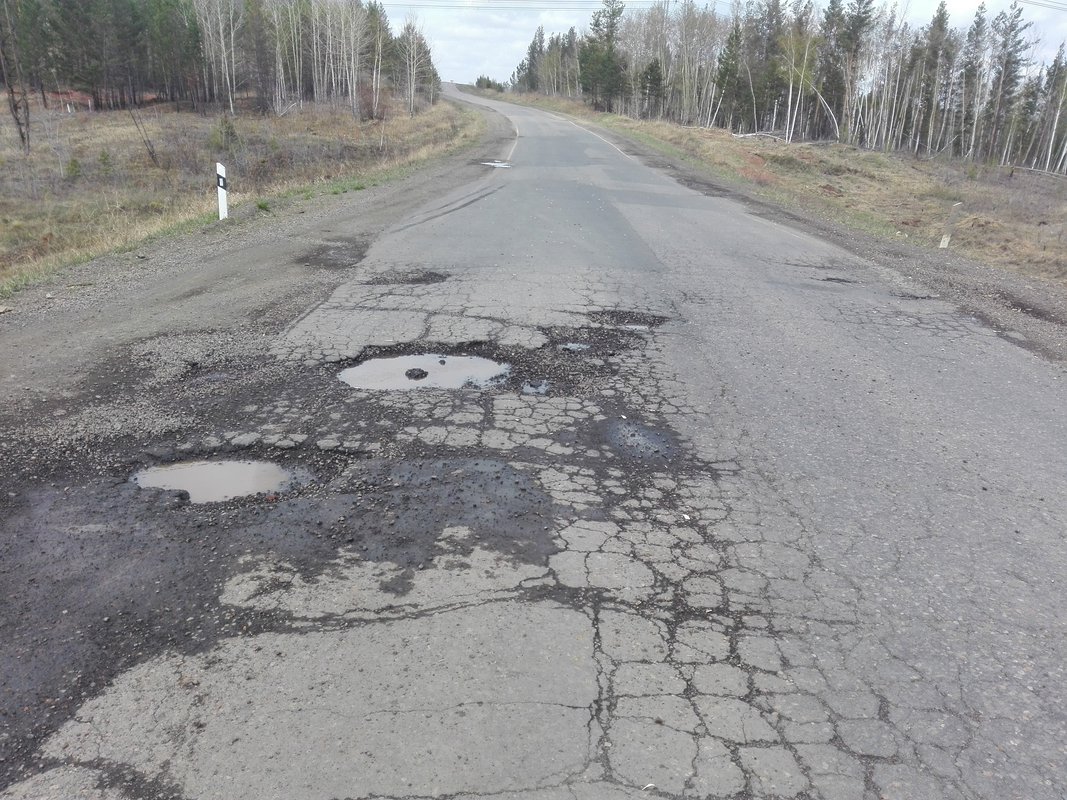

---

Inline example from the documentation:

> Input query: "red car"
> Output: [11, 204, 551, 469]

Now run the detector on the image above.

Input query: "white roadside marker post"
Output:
[216, 162, 228, 220]
[940, 201, 963, 249]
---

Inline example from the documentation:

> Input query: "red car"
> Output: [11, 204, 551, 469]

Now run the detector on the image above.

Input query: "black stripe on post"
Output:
[217, 175, 227, 190]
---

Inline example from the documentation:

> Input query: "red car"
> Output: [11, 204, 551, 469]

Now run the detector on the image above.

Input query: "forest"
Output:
[0, 0, 442, 152]
[510, 0, 1067, 173]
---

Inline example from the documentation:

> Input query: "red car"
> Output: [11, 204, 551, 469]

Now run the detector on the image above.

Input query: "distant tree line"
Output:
[475, 74, 505, 91]
[0, 0, 440, 151]
[511, 0, 1067, 173]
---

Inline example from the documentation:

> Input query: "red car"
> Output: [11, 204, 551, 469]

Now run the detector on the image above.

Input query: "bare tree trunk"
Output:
[0, 0, 30, 152]
[1045, 74, 1067, 171]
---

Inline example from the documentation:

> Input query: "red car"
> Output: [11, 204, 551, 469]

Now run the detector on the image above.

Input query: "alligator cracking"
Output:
[0, 291, 945, 800]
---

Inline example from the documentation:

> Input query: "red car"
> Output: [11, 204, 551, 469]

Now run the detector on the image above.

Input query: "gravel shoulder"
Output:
[0, 102, 516, 412]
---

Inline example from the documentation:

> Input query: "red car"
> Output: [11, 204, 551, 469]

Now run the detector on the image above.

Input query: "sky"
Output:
[379, 0, 1067, 86]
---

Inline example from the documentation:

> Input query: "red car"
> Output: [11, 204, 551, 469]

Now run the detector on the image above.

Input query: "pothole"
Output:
[362, 270, 449, 285]
[589, 310, 669, 329]
[600, 418, 680, 463]
[818, 277, 856, 284]
[338, 354, 510, 390]
[300, 240, 369, 269]
[132, 460, 305, 503]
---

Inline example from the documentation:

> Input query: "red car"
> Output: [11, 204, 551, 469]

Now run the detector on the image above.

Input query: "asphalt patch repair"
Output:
[0, 309, 715, 788]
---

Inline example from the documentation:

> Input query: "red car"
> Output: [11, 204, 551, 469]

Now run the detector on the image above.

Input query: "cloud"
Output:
[390, 0, 1067, 87]
[386, 4, 591, 82]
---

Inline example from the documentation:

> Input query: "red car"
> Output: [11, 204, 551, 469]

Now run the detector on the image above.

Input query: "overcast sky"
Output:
[380, 0, 1067, 86]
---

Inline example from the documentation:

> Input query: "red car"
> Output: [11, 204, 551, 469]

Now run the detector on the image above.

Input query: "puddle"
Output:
[481, 160, 512, 169]
[522, 380, 551, 396]
[338, 354, 510, 390]
[132, 461, 301, 503]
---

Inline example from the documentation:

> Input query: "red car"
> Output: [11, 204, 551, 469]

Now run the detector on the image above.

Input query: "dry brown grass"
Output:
[0, 98, 482, 294]
[483, 90, 1067, 285]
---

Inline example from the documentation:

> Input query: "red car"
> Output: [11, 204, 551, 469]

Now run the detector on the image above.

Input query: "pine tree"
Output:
[984, 0, 1030, 160]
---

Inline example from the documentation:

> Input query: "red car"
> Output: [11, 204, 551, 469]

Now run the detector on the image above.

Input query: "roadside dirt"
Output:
[0, 102, 481, 292]
[0, 105, 515, 413]
[0, 106, 518, 783]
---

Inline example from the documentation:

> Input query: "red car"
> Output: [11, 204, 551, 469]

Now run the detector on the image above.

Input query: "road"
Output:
[1, 85, 1065, 800]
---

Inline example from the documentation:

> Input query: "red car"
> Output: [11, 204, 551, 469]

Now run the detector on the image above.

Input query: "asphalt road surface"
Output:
[1, 85, 1065, 800]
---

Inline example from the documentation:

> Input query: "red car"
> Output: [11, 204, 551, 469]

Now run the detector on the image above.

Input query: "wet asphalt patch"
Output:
[0, 478, 357, 787]
[344, 458, 558, 579]
[597, 417, 681, 464]
[299, 239, 370, 270]
[0, 315, 711, 788]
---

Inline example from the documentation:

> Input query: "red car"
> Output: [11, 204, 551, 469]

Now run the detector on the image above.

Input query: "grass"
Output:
[473, 89, 1067, 285]
[0, 98, 484, 296]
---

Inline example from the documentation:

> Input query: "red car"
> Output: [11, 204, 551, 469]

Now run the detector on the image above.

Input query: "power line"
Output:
[1020, 0, 1067, 11]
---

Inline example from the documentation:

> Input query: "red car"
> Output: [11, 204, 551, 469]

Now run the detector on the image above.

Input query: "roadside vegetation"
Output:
[0, 0, 466, 295]
[0, 101, 481, 294]
[509, 0, 1059, 170]
[481, 0, 1067, 284]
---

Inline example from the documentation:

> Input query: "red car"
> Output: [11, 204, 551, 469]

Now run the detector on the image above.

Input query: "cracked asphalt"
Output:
[1, 85, 1066, 800]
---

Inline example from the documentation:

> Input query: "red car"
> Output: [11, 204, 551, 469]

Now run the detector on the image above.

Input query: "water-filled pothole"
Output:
[339, 354, 510, 390]
[132, 460, 304, 503]
[522, 379, 551, 395]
